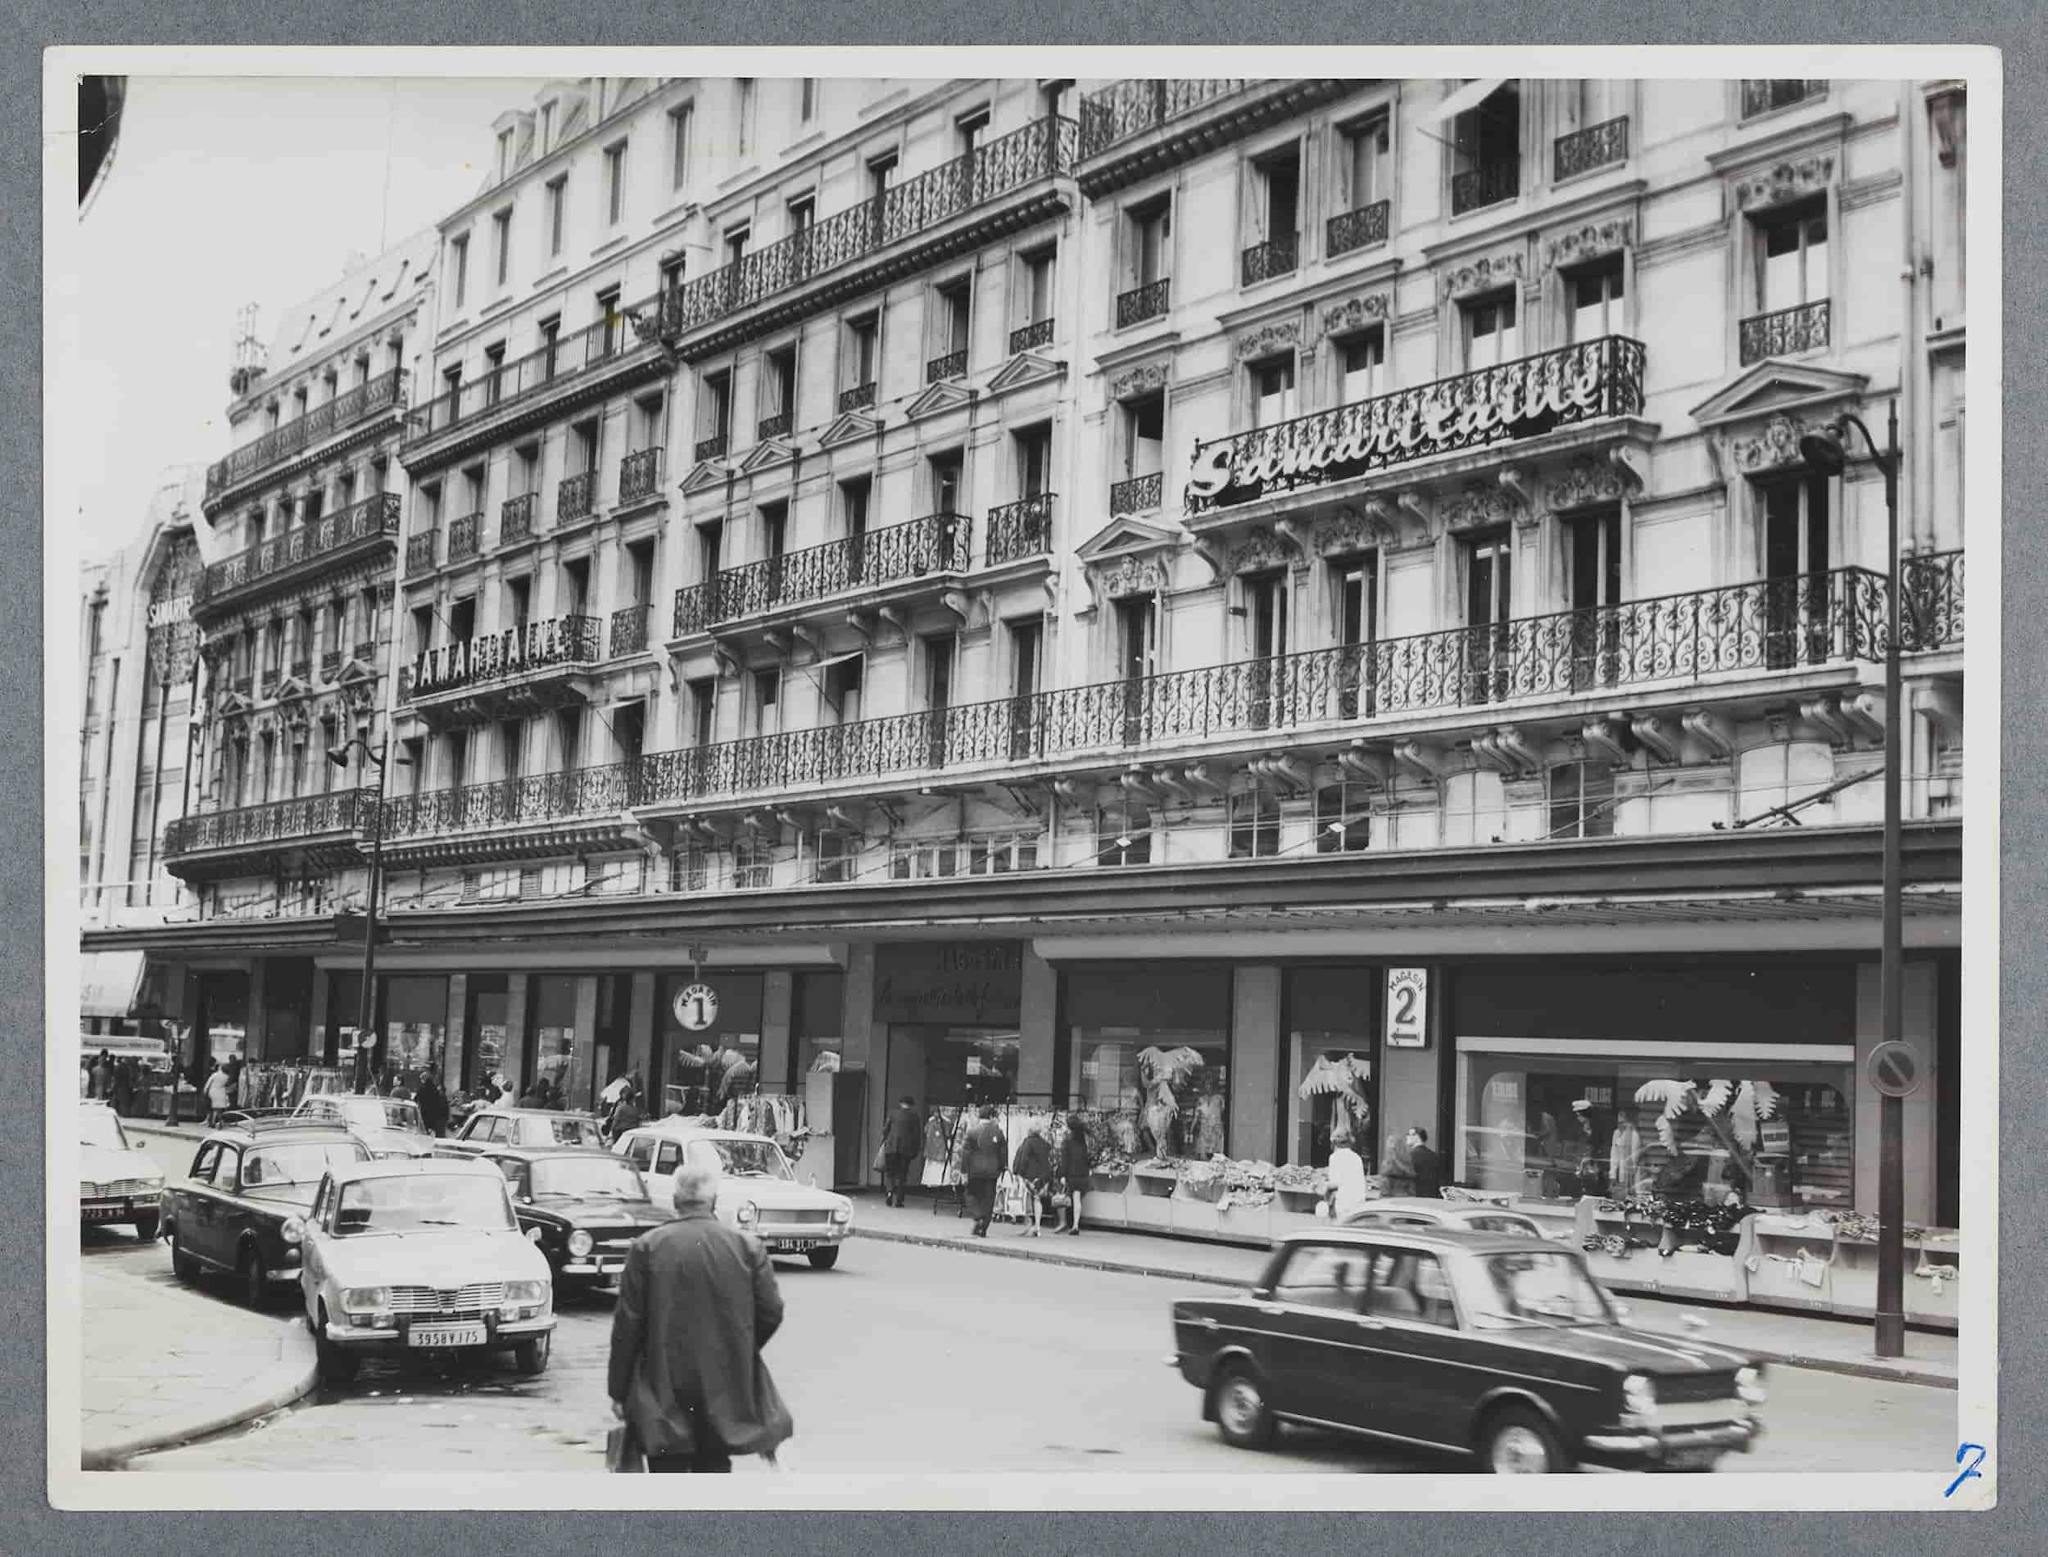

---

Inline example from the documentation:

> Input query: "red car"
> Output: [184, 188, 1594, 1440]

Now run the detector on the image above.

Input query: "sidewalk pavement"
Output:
[847, 1192, 1960, 1390]
[80, 1248, 317, 1469]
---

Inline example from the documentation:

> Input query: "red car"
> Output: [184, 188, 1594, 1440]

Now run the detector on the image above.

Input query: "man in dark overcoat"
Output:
[959, 1104, 1009, 1238]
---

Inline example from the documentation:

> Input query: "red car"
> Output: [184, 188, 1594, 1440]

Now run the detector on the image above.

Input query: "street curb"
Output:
[849, 1226, 1959, 1392]
[80, 1318, 317, 1470]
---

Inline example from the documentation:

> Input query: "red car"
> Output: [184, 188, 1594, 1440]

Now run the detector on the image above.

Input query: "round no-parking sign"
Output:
[1867, 1040, 1921, 1099]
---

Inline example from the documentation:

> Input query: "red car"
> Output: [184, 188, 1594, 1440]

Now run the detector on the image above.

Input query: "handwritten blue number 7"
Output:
[1945, 1442, 1986, 1498]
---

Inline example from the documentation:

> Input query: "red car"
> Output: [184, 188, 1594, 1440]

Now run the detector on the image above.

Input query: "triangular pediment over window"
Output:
[1075, 515, 1181, 564]
[680, 460, 736, 496]
[739, 438, 796, 475]
[905, 378, 974, 423]
[986, 351, 1066, 397]
[1690, 360, 1869, 432]
[818, 411, 883, 450]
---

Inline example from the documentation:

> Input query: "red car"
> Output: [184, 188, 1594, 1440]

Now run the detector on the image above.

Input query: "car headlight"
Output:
[1736, 1365, 1767, 1405]
[526, 1226, 544, 1243]
[504, 1279, 549, 1304]
[567, 1230, 594, 1258]
[735, 1202, 757, 1224]
[341, 1287, 392, 1313]
[1621, 1374, 1657, 1417]
[830, 1204, 853, 1223]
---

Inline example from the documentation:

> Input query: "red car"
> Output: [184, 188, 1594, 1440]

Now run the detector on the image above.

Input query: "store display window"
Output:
[1456, 1039, 1854, 1210]
[1287, 967, 1379, 1168]
[1064, 965, 1231, 1161]
[656, 971, 763, 1115]
[792, 971, 844, 1084]
[379, 975, 448, 1084]
[528, 975, 580, 1099]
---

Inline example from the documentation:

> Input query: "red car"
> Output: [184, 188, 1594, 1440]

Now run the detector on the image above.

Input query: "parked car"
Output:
[1169, 1226, 1765, 1473]
[1341, 1197, 1554, 1240]
[79, 1100, 165, 1240]
[161, 1118, 372, 1306]
[290, 1156, 556, 1384]
[290, 1094, 437, 1158]
[476, 1146, 666, 1292]
[614, 1122, 853, 1269]
[445, 1107, 606, 1153]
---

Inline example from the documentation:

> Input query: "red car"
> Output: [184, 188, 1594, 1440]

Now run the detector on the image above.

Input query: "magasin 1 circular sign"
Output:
[1867, 1040, 1921, 1099]
[672, 983, 719, 1032]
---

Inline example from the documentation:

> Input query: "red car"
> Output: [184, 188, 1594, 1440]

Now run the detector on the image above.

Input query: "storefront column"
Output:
[842, 943, 879, 1169]
[1855, 960, 1939, 1224]
[245, 958, 270, 1061]
[627, 973, 655, 1090]
[442, 974, 467, 1094]
[501, 974, 529, 1095]
[761, 971, 793, 1094]
[1230, 966, 1281, 1162]
[1018, 948, 1056, 1099]
[570, 976, 599, 1109]
[308, 973, 329, 1062]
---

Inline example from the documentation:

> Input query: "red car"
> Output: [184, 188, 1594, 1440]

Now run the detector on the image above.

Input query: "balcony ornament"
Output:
[1629, 715, 1683, 765]
[1438, 249, 1525, 303]
[1544, 454, 1632, 514]
[1543, 218, 1634, 273]
[1181, 764, 1225, 800]
[1317, 291, 1391, 343]
[788, 623, 824, 661]
[1338, 740, 1391, 787]
[877, 604, 909, 643]
[1050, 776, 1083, 805]
[1733, 412, 1818, 474]
[1842, 693, 1887, 743]
[1091, 552, 1169, 608]
[1916, 684, 1961, 739]
[1120, 766, 1164, 807]
[1315, 504, 1397, 557]
[940, 588, 976, 627]
[843, 609, 875, 646]
[1149, 767, 1196, 806]
[1581, 719, 1632, 769]
[1799, 695, 1855, 749]
[1226, 528, 1296, 576]
[1253, 753, 1311, 794]
[740, 810, 776, 838]
[765, 627, 796, 659]
[1232, 319, 1300, 362]
[1764, 708, 1795, 743]
[1681, 708, 1736, 759]
[712, 642, 744, 680]
[1469, 731, 1515, 776]
[1188, 535, 1229, 583]
[1395, 491, 1434, 545]
[1496, 467, 1535, 526]
[1109, 360, 1170, 404]
[1439, 483, 1516, 533]
[1732, 155, 1837, 213]
[1272, 518, 1309, 565]
[824, 805, 861, 834]
[1392, 740, 1443, 784]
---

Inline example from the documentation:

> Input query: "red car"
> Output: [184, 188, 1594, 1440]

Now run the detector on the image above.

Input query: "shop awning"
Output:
[79, 949, 147, 1019]
[1427, 77, 1508, 127]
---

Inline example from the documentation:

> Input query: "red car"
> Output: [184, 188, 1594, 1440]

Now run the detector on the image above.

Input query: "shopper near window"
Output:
[203, 1059, 232, 1125]
[959, 1105, 1009, 1238]
[881, 1096, 922, 1208]
[1326, 1126, 1369, 1221]
[1054, 1113, 1091, 1236]
[1408, 1125, 1444, 1199]
[1012, 1120, 1054, 1237]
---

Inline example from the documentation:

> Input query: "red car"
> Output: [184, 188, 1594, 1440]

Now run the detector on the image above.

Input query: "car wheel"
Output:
[1212, 1364, 1276, 1450]
[169, 1230, 198, 1283]
[133, 1212, 160, 1243]
[313, 1307, 359, 1386]
[1481, 1405, 1570, 1474]
[513, 1334, 551, 1376]
[239, 1248, 268, 1310]
[807, 1246, 841, 1271]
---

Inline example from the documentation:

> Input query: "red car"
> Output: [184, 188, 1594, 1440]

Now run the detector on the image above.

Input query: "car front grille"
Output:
[1656, 1371, 1738, 1404]
[757, 1209, 836, 1230]
[388, 1282, 507, 1316]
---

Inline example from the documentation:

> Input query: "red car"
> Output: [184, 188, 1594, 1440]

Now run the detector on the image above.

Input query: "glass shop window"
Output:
[1064, 965, 1232, 1162]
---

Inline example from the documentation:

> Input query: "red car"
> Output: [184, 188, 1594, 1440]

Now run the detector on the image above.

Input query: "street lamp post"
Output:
[1800, 401, 1906, 1359]
[331, 739, 396, 1095]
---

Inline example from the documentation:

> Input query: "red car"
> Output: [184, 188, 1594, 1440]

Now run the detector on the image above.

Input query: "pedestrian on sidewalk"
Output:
[112, 1056, 135, 1117]
[607, 1160, 793, 1474]
[959, 1105, 1008, 1238]
[92, 1050, 113, 1100]
[607, 1081, 644, 1143]
[881, 1096, 921, 1208]
[1408, 1126, 1444, 1199]
[1325, 1126, 1368, 1222]
[1011, 1119, 1054, 1237]
[203, 1060, 232, 1126]
[1381, 1130, 1417, 1197]
[416, 1070, 450, 1137]
[1054, 1113, 1090, 1235]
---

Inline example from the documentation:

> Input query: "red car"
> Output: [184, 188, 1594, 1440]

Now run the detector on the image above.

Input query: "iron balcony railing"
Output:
[1451, 157, 1520, 216]
[660, 117, 1078, 338]
[1554, 116, 1629, 181]
[1110, 472, 1163, 516]
[620, 446, 664, 503]
[401, 614, 602, 702]
[1188, 335, 1647, 511]
[197, 493, 402, 604]
[288, 657, 311, 683]
[610, 603, 652, 657]
[1326, 200, 1390, 259]
[447, 512, 482, 563]
[1740, 300, 1831, 365]
[381, 762, 638, 842]
[985, 494, 1055, 566]
[165, 787, 374, 859]
[558, 469, 597, 522]
[351, 639, 375, 664]
[630, 565, 1955, 814]
[406, 530, 438, 574]
[402, 296, 663, 447]
[758, 411, 793, 441]
[1077, 79, 1255, 159]
[259, 667, 281, 698]
[927, 348, 969, 383]
[1897, 549, 1965, 654]
[320, 649, 342, 681]
[694, 432, 730, 462]
[1010, 317, 1054, 354]
[838, 381, 877, 414]
[1116, 278, 1171, 329]
[205, 370, 406, 501]
[1742, 79, 1828, 118]
[1241, 232, 1298, 286]
[501, 492, 538, 546]
[672, 513, 974, 633]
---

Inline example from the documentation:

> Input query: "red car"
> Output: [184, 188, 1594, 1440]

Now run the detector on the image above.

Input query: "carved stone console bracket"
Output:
[1581, 718, 1633, 768]
[1338, 739, 1390, 787]
[1392, 740, 1443, 784]
[1629, 714, 1682, 765]
[1682, 707, 1735, 758]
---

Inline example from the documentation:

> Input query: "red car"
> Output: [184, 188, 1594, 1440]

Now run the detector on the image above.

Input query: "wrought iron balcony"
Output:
[352, 639, 375, 664]
[610, 602, 652, 656]
[1077, 79, 1254, 159]
[401, 614, 602, 703]
[196, 492, 402, 607]
[288, 656, 311, 683]
[1742, 79, 1827, 118]
[1116, 278, 1171, 329]
[1897, 550, 1965, 654]
[165, 787, 373, 862]
[694, 432, 730, 463]
[403, 298, 663, 449]
[1326, 200, 1389, 259]
[259, 667, 281, 699]
[205, 370, 406, 504]
[1740, 300, 1831, 365]
[1554, 116, 1629, 181]
[672, 513, 973, 634]
[838, 381, 877, 414]
[320, 649, 342, 681]
[558, 469, 597, 523]
[1240, 232, 1298, 287]
[1110, 471, 1163, 516]
[1010, 317, 1054, 354]
[1187, 335, 1647, 512]
[501, 492, 538, 546]
[406, 530, 438, 574]
[447, 512, 482, 563]
[927, 349, 969, 383]
[985, 494, 1055, 566]
[658, 116, 1077, 346]
[1451, 157, 1520, 216]
[758, 411, 793, 441]
[620, 446, 664, 504]
[381, 762, 639, 843]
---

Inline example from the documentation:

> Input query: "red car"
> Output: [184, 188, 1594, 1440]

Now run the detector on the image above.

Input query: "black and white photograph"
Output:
[44, 48, 1999, 1511]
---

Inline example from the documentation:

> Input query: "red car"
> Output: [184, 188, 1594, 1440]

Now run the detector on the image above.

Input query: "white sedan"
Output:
[290, 1157, 555, 1384]
[79, 1101, 165, 1241]
[615, 1123, 853, 1269]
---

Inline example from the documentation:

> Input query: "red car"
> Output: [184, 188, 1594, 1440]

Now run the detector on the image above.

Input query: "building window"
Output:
[1121, 390, 1164, 480]
[928, 450, 964, 516]
[1451, 82, 1522, 215]
[1756, 202, 1828, 314]
[1243, 142, 1301, 285]
[688, 675, 717, 747]
[1315, 783, 1372, 853]
[799, 77, 817, 125]
[823, 654, 865, 725]
[735, 78, 757, 157]
[1065, 966, 1231, 1156]
[761, 343, 797, 436]
[698, 368, 732, 455]
[930, 276, 971, 379]
[491, 208, 512, 287]
[786, 194, 815, 239]
[842, 312, 879, 404]
[1548, 762, 1616, 840]
[1095, 800, 1153, 867]
[1019, 244, 1055, 331]
[1249, 353, 1296, 428]
[539, 100, 555, 152]
[1338, 328, 1385, 404]
[449, 234, 469, 309]
[723, 224, 750, 269]
[1228, 789, 1282, 859]
[1338, 111, 1389, 212]
[1742, 79, 1828, 120]
[867, 152, 899, 205]
[1041, 79, 1072, 121]
[750, 668, 780, 736]
[1567, 255, 1625, 341]
[812, 829, 853, 883]
[544, 176, 566, 259]
[1463, 290, 1520, 370]
[596, 285, 623, 355]
[668, 102, 693, 190]
[538, 314, 561, 378]
[603, 140, 627, 226]
[1118, 195, 1172, 324]
[496, 127, 515, 181]
[732, 841, 773, 891]
[1016, 423, 1052, 498]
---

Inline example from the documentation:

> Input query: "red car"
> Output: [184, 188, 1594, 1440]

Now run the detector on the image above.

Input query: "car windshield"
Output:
[1459, 1250, 1613, 1329]
[338, 1098, 425, 1133]
[334, 1174, 513, 1235]
[689, 1139, 793, 1181]
[79, 1108, 130, 1152]
[531, 1156, 649, 1201]
[243, 1140, 369, 1188]
[534, 1117, 601, 1146]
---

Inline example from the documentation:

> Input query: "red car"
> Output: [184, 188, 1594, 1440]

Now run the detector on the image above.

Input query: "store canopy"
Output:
[1426, 77, 1508, 127]
[79, 949, 147, 1019]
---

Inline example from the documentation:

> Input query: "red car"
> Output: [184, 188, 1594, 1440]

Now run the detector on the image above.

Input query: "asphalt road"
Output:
[108, 1227, 1957, 1477]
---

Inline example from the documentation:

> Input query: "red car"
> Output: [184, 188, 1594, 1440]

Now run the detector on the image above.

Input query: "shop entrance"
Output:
[885, 1025, 1021, 1110]
[462, 974, 510, 1096]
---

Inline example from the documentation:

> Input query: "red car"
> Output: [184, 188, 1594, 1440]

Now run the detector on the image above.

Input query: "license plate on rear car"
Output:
[408, 1322, 486, 1347]
[773, 1240, 819, 1254]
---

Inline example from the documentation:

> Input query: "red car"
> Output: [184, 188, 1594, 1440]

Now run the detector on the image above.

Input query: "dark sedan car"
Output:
[1170, 1227, 1766, 1473]
[479, 1146, 666, 1291]
[162, 1118, 372, 1307]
